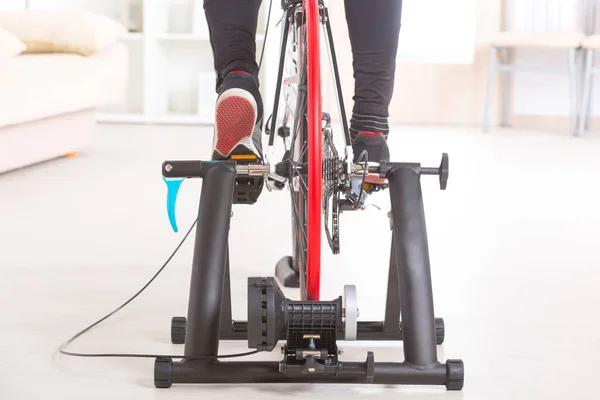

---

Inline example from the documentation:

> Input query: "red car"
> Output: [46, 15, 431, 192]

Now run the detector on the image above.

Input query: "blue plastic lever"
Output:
[163, 177, 184, 232]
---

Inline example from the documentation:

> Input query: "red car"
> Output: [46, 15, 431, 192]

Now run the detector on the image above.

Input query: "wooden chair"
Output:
[483, 0, 585, 134]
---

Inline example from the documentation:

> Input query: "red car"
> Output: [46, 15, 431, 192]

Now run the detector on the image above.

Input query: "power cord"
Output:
[58, 219, 261, 360]
[59, 0, 276, 362]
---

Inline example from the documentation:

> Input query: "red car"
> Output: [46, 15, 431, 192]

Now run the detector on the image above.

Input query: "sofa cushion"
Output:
[0, 26, 26, 58]
[0, 11, 126, 56]
[0, 43, 128, 128]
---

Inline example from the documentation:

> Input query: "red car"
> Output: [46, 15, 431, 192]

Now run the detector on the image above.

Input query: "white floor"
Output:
[1, 124, 599, 399]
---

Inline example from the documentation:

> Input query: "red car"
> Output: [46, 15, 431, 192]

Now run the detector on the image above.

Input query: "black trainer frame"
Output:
[154, 0, 463, 390]
[155, 159, 464, 390]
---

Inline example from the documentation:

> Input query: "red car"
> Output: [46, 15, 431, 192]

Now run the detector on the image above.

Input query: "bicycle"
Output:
[157, 0, 464, 389]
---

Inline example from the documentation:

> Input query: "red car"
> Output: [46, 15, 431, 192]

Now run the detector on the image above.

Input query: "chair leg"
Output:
[578, 49, 594, 137]
[483, 47, 498, 133]
[585, 73, 594, 130]
[568, 48, 579, 136]
[501, 48, 510, 127]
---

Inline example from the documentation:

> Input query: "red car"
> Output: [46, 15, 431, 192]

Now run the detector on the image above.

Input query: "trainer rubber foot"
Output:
[445, 359, 464, 390]
[435, 318, 445, 345]
[171, 317, 186, 344]
[154, 357, 173, 388]
[399, 317, 445, 345]
[275, 256, 299, 288]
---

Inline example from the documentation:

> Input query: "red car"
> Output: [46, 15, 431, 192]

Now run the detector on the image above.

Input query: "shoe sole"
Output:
[214, 88, 259, 159]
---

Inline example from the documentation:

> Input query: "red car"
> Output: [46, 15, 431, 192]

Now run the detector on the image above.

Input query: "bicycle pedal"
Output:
[233, 159, 265, 204]
[234, 175, 264, 205]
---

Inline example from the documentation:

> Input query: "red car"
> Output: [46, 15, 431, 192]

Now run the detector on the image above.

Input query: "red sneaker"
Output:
[212, 71, 263, 162]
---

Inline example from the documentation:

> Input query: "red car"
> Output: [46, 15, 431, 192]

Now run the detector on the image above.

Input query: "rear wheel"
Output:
[286, 0, 322, 301]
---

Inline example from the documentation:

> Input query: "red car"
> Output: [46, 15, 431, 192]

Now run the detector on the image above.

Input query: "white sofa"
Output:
[0, 11, 128, 174]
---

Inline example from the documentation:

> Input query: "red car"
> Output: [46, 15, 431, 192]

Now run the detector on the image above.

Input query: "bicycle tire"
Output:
[283, 0, 322, 301]
[304, 0, 322, 301]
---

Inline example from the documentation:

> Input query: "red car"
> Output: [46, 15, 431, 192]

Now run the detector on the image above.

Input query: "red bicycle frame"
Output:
[304, 0, 322, 301]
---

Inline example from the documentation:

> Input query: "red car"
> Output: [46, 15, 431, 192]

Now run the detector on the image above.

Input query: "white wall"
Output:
[27, 0, 117, 15]
[398, 0, 477, 64]
[0, 0, 26, 11]
[1, 0, 128, 21]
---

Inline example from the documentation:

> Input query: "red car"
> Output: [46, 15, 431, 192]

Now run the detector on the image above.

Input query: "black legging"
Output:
[204, 0, 403, 118]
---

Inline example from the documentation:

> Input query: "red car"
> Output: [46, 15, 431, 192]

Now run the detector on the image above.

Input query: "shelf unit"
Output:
[111, 0, 276, 125]
[9, 0, 278, 125]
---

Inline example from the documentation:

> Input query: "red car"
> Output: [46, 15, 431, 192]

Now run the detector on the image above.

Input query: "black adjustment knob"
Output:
[302, 356, 325, 374]
[439, 153, 449, 190]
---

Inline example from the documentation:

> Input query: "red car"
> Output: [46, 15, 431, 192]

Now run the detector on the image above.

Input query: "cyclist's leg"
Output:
[204, 0, 264, 160]
[344, 0, 403, 163]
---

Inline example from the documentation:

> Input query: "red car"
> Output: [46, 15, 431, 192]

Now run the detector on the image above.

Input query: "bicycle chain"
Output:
[330, 186, 339, 254]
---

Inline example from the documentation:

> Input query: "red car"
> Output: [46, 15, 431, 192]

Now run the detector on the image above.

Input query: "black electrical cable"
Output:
[58, 219, 261, 360]
[60, 349, 261, 360]
[59, 0, 277, 362]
